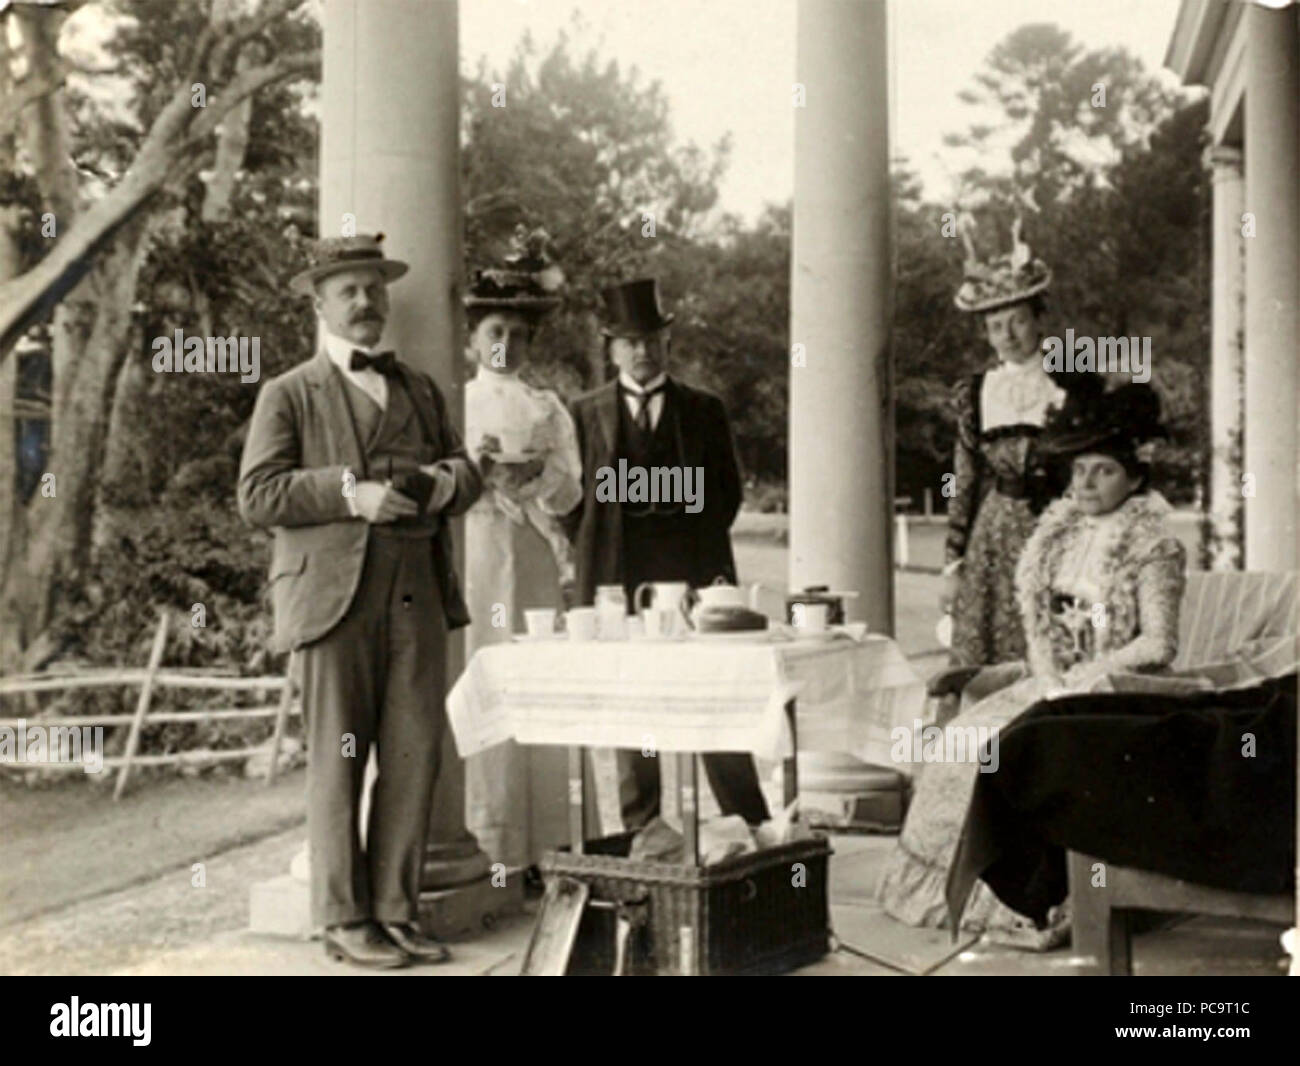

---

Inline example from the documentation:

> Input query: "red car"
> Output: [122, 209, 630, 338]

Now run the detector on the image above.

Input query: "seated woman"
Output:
[876, 382, 1184, 948]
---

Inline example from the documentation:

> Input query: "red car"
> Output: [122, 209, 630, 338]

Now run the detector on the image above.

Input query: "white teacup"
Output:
[794, 602, 830, 634]
[565, 607, 598, 641]
[524, 608, 557, 639]
[495, 426, 531, 459]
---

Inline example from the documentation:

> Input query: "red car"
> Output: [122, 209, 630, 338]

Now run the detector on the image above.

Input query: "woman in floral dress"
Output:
[940, 222, 1098, 667]
[880, 383, 1184, 947]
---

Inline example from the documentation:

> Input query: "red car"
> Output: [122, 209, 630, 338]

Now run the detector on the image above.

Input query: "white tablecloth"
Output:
[446, 634, 927, 765]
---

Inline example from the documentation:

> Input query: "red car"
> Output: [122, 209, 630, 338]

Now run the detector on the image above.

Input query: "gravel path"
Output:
[0, 827, 304, 976]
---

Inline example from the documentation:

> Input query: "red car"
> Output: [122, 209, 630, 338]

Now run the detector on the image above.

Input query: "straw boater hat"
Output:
[464, 225, 564, 317]
[954, 217, 1052, 314]
[289, 233, 408, 296]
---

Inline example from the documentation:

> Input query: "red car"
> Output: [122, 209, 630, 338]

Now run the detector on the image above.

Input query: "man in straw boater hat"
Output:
[238, 234, 482, 968]
[563, 277, 770, 831]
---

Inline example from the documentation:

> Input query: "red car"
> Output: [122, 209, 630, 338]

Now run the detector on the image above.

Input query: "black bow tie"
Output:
[350, 349, 398, 376]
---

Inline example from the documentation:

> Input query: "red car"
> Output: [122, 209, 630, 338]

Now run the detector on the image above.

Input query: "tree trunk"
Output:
[0, 221, 148, 672]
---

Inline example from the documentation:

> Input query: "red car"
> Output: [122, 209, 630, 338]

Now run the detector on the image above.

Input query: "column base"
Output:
[420, 840, 494, 890]
[417, 867, 525, 941]
[249, 874, 314, 940]
[794, 753, 910, 832]
[248, 840, 512, 940]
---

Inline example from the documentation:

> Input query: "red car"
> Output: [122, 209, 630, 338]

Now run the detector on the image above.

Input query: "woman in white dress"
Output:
[462, 231, 583, 870]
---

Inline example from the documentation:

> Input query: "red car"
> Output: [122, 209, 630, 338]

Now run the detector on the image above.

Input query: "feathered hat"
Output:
[464, 224, 565, 315]
[1038, 382, 1168, 465]
[954, 216, 1052, 314]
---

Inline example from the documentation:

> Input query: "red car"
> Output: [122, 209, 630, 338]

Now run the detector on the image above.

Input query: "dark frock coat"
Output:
[562, 377, 742, 607]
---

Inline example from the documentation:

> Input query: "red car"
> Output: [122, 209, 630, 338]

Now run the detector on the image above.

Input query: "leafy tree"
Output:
[461, 24, 730, 392]
[903, 24, 1207, 508]
[0, 0, 319, 672]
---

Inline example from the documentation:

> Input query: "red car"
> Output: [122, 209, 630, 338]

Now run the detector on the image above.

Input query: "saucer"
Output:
[688, 628, 785, 643]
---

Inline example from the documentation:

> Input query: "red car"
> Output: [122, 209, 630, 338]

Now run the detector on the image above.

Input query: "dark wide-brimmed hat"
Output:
[954, 217, 1052, 314]
[465, 225, 565, 316]
[600, 277, 675, 338]
[289, 233, 408, 296]
[1038, 382, 1168, 464]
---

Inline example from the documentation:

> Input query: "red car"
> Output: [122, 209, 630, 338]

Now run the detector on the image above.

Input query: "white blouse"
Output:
[1052, 508, 1129, 604]
[465, 369, 582, 521]
[980, 359, 1064, 431]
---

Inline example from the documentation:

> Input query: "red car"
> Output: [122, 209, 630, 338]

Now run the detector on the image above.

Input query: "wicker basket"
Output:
[541, 832, 831, 975]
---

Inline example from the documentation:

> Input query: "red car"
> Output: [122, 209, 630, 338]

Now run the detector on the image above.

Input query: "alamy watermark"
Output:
[152, 329, 261, 383]
[50, 998, 150, 1046]
[0, 720, 104, 774]
[1042, 330, 1151, 382]
[890, 718, 999, 773]
[594, 460, 704, 514]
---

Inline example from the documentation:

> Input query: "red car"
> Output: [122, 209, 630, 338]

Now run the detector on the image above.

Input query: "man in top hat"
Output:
[238, 234, 482, 968]
[563, 277, 770, 830]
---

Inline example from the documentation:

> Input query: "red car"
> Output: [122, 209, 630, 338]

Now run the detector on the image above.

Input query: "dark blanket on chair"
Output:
[946, 673, 1297, 928]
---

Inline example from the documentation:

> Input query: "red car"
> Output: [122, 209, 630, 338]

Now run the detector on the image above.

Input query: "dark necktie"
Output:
[624, 383, 665, 434]
[350, 349, 398, 376]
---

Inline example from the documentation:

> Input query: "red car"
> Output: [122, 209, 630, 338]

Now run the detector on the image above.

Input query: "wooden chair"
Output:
[1069, 570, 1298, 975]
[1068, 852, 1293, 975]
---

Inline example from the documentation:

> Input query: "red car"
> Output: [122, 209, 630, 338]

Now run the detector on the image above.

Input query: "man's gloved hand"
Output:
[352, 481, 419, 524]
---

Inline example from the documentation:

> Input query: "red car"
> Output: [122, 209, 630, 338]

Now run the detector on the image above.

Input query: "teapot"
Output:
[693, 576, 763, 611]
[688, 577, 765, 628]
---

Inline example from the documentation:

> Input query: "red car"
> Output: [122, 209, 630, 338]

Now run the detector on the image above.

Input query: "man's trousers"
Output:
[615, 511, 771, 830]
[298, 532, 447, 928]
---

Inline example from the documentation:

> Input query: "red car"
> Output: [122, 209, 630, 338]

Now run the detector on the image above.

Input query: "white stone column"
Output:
[789, 0, 893, 630]
[1243, 3, 1300, 572]
[1206, 145, 1244, 570]
[320, 0, 486, 887]
[789, 0, 895, 810]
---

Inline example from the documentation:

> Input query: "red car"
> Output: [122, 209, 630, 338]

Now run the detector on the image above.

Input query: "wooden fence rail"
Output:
[0, 611, 298, 798]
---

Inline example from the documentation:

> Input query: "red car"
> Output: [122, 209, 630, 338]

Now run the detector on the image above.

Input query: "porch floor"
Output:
[108, 831, 1286, 977]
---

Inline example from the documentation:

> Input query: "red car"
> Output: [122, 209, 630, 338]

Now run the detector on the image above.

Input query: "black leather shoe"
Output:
[380, 922, 452, 965]
[324, 921, 410, 969]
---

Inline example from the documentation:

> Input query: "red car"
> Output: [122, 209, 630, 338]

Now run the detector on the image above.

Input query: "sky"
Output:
[59, 0, 1192, 220]
[461, 0, 1190, 221]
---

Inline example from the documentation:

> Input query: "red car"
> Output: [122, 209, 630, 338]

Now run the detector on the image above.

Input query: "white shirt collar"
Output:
[990, 356, 1044, 376]
[323, 328, 383, 372]
[321, 326, 388, 409]
[619, 371, 667, 395]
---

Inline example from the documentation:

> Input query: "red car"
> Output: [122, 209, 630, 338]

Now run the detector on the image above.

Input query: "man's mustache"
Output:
[350, 310, 383, 324]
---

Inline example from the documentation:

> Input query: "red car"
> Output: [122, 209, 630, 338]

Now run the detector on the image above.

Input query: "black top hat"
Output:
[600, 278, 675, 338]
[1039, 382, 1168, 463]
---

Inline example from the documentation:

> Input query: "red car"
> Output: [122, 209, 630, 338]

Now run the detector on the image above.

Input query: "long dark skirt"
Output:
[948, 673, 1298, 928]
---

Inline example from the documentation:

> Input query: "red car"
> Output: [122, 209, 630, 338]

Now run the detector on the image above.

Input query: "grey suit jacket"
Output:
[237, 348, 481, 652]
